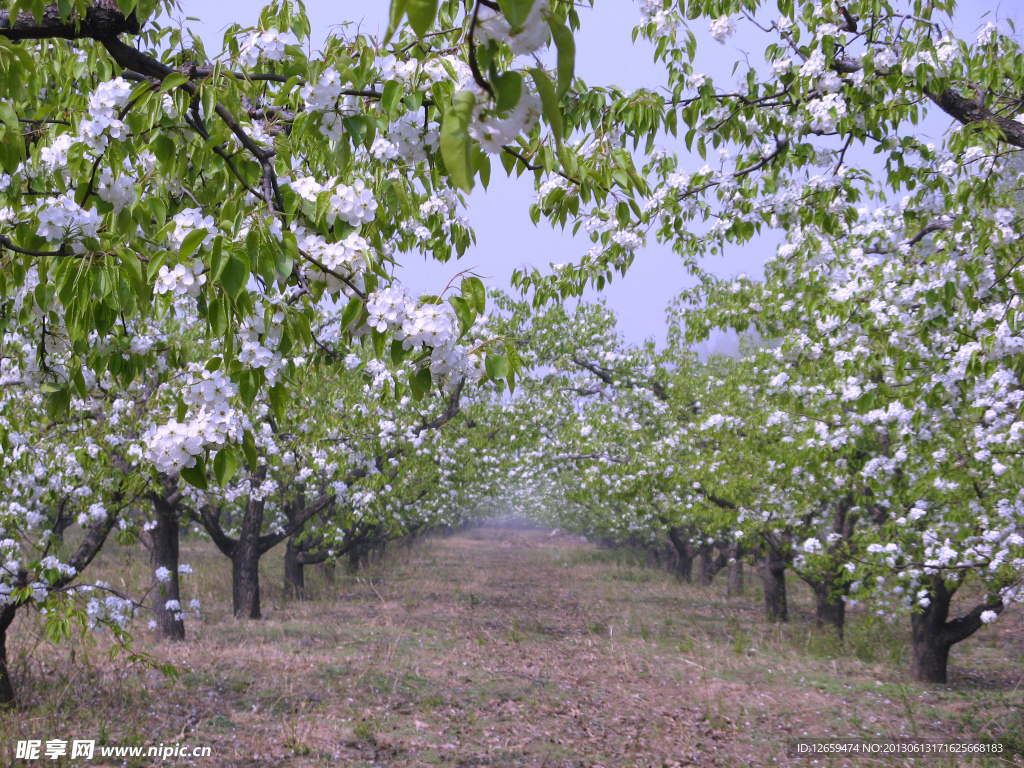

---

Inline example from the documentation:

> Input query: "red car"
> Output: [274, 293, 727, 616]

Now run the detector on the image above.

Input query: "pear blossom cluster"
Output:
[709, 16, 736, 44]
[327, 180, 378, 226]
[807, 93, 848, 133]
[36, 194, 101, 242]
[638, 0, 680, 36]
[237, 28, 296, 67]
[293, 225, 370, 296]
[81, 587, 137, 630]
[79, 76, 132, 153]
[170, 207, 219, 251]
[377, 54, 473, 92]
[234, 310, 288, 384]
[476, 1, 549, 56]
[468, 89, 542, 154]
[301, 66, 349, 114]
[155, 262, 207, 298]
[143, 368, 249, 474]
[97, 169, 137, 212]
[363, 284, 486, 390]
[388, 113, 441, 163]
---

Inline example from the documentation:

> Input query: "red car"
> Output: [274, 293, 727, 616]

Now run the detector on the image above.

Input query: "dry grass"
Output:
[3, 524, 1022, 767]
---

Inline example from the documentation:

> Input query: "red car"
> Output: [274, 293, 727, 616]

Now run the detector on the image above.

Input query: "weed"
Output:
[352, 717, 379, 744]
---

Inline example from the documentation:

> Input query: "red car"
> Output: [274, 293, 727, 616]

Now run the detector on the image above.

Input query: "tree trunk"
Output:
[232, 543, 262, 619]
[727, 559, 744, 598]
[347, 545, 362, 574]
[911, 577, 955, 683]
[697, 543, 715, 586]
[49, 507, 75, 551]
[757, 547, 788, 622]
[908, 576, 1002, 684]
[912, 615, 952, 683]
[149, 494, 185, 641]
[319, 559, 336, 584]
[0, 604, 16, 707]
[229, 483, 268, 619]
[283, 538, 306, 601]
[667, 527, 693, 583]
[812, 579, 846, 637]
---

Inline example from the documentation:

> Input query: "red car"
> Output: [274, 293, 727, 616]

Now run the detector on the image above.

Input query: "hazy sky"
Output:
[173, 0, 1019, 352]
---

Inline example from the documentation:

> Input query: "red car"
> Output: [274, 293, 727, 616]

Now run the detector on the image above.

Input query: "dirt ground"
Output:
[3, 524, 1022, 767]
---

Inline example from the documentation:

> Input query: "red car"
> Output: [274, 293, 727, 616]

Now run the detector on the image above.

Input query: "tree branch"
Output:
[0, 0, 139, 41]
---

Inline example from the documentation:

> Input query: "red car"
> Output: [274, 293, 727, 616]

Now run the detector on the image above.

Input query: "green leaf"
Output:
[45, 386, 71, 419]
[383, 0, 409, 44]
[238, 370, 259, 407]
[178, 228, 208, 261]
[341, 295, 363, 331]
[242, 430, 259, 469]
[493, 70, 523, 114]
[462, 276, 486, 314]
[407, 0, 438, 37]
[221, 254, 249, 301]
[505, 342, 523, 374]
[372, 328, 386, 359]
[381, 79, 403, 118]
[485, 353, 510, 380]
[208, 294, 227, 335]
[548, 17, 575, 97]
[180, 455, 209, 491]
[0, 102, 18, 133]
[409, 365, 432, 401]
[440, 90, 477, 192]
[498, 0, 534, 29]
[213, 447, 237, 487]
[276, 231, 298, 281]
[342, 115, 367, 145]
[529, 68, 562, 143]
[449, 295, 473, 335]
[268, 381, 287, 420]
[160, 72, 189, 93]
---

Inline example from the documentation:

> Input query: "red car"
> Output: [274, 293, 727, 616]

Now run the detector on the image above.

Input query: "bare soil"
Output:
[3, 525, 1022, 767]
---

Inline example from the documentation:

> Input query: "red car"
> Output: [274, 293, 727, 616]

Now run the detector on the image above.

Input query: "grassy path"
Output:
[4, 525, 1022, 766]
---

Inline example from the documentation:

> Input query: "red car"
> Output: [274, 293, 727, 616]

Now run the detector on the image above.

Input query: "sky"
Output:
[172, 0, 1019, 353]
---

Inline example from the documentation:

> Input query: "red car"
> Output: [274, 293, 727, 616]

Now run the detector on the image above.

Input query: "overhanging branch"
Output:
[0, 0, 139, 41]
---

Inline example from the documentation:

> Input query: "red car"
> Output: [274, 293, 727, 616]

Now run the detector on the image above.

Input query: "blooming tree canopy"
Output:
[3, 0, 1024, 698]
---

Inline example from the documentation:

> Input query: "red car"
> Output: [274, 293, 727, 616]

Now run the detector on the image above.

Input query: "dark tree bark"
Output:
[811, 579, 846, 636]
[0, 1, 140, 41]
[756, 546, 788, 623]
[284, 541, 331, 600]
[797, 496, 857, 636]
[697, 541, 729, 586]
[0, 604, 17, 707]
[726, 545, 744, 598]
[147, 486, 185, 641]
[697, 542, 715, 586]
[667, 527, 694, 583]
[910, 576, 1003, 683]
[200, 468, 335, 619]
[281, 490, 335, 601]
[48, 499, 75, 551]
[230, 482, 268, 620]
[347, 543, 363, 574]
[283, 537, 307, 601]
[231, 527, 263, 620]
[319, 559, 336, 584]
